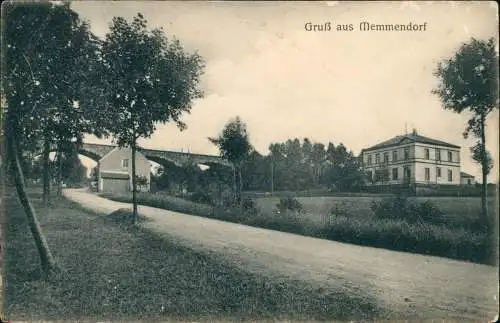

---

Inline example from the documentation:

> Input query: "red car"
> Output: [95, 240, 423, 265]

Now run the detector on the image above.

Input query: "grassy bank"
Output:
[100, 191, 498, 265]
[3, 189, 381, 321]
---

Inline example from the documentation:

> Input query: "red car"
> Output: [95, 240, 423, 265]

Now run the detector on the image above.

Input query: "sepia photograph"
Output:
[0, 1, 499, 322]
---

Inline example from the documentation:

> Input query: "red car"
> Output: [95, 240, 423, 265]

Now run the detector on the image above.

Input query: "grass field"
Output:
[3, 189, 381, 321]
[254, 195, 496, 227]
[100, 190, 498, 265]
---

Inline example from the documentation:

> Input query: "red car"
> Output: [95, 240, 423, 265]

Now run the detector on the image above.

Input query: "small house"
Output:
[97, 147, 151, 193]
[460, 172, 475, 186]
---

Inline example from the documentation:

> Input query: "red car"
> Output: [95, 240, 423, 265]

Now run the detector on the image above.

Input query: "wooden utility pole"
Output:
[270, 160, 274, 193]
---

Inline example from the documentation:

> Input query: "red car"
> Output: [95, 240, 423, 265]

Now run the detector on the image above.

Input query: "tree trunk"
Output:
[238, 165, 243, 212]
[6, 122, 57, 275]
[56, 142, 63, 196]
[42, 136, 51, 205]
[480, 115, 489, 230]
[232, 165, 236, 205]
[131, 141, 138, 225]
[270, 160, 274, 193]
[218, 176, 222, 206]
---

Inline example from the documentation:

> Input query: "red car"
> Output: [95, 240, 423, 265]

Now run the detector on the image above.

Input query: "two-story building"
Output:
[97, 147, 151, 193]
[360, 129, 461, 187]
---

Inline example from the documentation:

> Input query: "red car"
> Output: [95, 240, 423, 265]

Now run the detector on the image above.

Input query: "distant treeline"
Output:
[152, 138, 365, 194]
[150, 137, 499, 198]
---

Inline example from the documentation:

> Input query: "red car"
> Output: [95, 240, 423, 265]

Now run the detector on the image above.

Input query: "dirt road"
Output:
[63, 189, 499, 321]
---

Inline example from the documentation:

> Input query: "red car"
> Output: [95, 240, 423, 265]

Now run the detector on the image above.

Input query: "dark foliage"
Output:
[189, 190, 214, 206]
[242, 198, 259, 215]
[329, 202, 349, 217]
[370, 194, 445, 225]
[276, 197, 304, 214]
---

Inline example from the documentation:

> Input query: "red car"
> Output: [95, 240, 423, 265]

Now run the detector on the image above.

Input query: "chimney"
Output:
[412, 128, 417, 136]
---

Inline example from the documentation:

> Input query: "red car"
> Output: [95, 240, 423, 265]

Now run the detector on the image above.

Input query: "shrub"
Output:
[242, 197, 259, 215]
[410, 200, 444, 224]
[276, 197, 304, 214]
[370, 195, 409, 220]
[189, 190, 214, 205]
[370, 194, 445, 225]
[329, 202, 349, 217]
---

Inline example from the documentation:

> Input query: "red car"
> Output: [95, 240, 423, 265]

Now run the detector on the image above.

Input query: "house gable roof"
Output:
[361, 131, 460, 153]
[99, 146, 148, 164]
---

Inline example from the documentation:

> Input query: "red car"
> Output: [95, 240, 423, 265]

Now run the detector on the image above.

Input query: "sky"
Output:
[71, 1, 499, 182]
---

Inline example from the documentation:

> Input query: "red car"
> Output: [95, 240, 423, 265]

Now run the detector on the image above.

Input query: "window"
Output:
[448, 151, 452, 162]
[122, 159, 129, 168]
[375, 153, 380, 164]
[448, 169, 452, 182]
[367, 154, 372, 165]
[366, 170, 373, 181]
[404, 148, 409, 160]
[425, 148, 430, 160]
[425, 168, 430, 181]
[437, 167, 441, 177]
[384, 152, 389, 163]
[467, 179, 471, 185]
[392, 168, 398, 180]
[436, 149, 441, 161]
[404, 166, 411, 181]
[392, 150, 398, 162]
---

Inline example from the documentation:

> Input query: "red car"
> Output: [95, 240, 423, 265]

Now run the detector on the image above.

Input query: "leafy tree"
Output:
[100, 13, 204, 224]
[4, 3, 104, 205]
[326, 142, 336, 163]
[242, 150, 270, 191]
[50, 142, 88, 189]
[311, 142, 326, 185]
[269, 142, 284, 192]
[202, 163, 234, 205]
[432, 37, 498, 227]
[3, 2, 102, 275]
[209, 116, 253, 207]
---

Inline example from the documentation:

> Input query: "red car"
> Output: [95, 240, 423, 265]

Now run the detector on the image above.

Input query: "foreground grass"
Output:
[101, 191, 498, 265]
[4, 191, 381, 321]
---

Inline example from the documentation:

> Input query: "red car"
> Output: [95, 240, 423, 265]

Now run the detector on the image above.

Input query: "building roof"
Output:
[100, 171, 130, 179]
[460, 172, 475, 178]
[361, 130, 460, 152]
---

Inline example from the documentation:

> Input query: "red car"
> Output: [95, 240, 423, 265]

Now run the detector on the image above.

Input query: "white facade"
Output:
[361, 131, 461, 186]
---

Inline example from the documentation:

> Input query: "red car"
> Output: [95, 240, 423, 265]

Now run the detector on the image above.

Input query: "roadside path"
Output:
[63, 189, 499, 321]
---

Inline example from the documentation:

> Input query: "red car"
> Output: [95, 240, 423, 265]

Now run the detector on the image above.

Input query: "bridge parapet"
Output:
[79, 143, 230, 167]
[141, 148, 231, 167]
